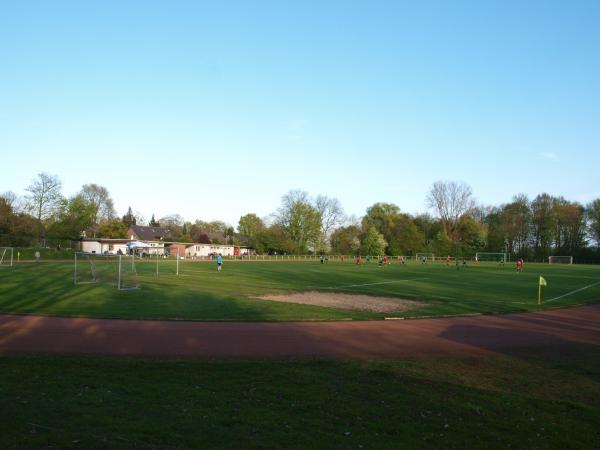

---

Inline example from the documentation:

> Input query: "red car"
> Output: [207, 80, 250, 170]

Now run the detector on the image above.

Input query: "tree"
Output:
[149, 214, 159, 227]
[587, 199, 600, 250]
[386, 214, 426, 256]
[47, 195, 96, 240]
[554, 200, 586, 252]
[238, 214, 265, 238]
[275, 190, 322, 253]
[253, 224, 296, 255]
[79, 184, 116, 224]
[122, 206, 137, 228]
[426, 181, 475, 242]
[531, 193, 556, 257]
[97, 218, 128, 238]
[330, 225, 361, 255]
[314, 195, 345, 252]
[25, 173, 64, 237]
[500, 195, 531, 255]
[361, 227, 387, 256]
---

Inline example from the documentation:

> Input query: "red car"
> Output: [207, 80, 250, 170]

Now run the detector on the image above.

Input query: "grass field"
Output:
[0, 259, 598, 321]
[1, 345, 599, 449]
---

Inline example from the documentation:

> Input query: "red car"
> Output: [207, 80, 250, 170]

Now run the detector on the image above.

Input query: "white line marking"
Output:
[324, 278, 430, 289]
[546, 280, 600, 302]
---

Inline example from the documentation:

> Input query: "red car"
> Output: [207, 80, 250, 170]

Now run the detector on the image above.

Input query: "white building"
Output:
[81, 239, 165, 255]
[185, 244, 235, 258]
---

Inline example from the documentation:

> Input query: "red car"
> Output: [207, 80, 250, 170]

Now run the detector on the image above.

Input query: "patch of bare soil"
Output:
[258, 291, 424, 313]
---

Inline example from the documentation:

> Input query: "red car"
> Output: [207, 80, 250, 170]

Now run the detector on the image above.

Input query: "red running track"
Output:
[0, 305, 598, 358]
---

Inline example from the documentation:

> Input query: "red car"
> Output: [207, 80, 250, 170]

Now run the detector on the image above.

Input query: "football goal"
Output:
[134, 249, 180, 277]
[475, 252, 507, 262]
[416, 253, 434, 262]
[0, 247, 14, 266]
[548, 255, 573, 265]
[74, 252, 139, 290]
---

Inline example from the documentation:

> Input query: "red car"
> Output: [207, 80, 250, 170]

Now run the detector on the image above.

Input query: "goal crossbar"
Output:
[548, 256, 573, 264]
[475, 252, 507, 262]
[74, 252, 139, 290]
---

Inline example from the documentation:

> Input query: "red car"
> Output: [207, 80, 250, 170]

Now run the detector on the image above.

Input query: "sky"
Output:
[1, 1, 599, 226]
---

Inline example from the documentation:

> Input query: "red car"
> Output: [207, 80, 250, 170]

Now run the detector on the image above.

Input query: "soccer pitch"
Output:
[0, 259, 599, 321]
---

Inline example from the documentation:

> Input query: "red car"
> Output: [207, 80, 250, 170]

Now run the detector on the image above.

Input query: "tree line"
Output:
[1, 173, 600, 261]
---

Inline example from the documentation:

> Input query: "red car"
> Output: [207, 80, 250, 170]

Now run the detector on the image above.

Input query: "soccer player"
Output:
[516, 258, 523, 273]
[217, 253, 223, 272]
[446, 255, 451, 267]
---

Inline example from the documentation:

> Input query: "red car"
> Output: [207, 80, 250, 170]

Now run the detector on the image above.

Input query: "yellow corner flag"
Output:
[538, 276, 547, 304]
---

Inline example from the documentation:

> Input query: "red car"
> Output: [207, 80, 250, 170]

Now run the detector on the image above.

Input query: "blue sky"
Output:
[1, 1, 599, 226]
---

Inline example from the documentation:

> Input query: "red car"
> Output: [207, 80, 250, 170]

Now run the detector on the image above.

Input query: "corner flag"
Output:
[538, 276, 547, 304]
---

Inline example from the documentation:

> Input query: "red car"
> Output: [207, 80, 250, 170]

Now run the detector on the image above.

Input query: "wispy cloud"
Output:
[541, 152, 559, 160]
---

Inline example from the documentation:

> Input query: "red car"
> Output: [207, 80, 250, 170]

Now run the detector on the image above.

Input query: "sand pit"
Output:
[258, 291, 424, 313]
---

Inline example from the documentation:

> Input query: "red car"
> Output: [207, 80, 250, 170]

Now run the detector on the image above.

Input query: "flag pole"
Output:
[538, 283, 542, 305]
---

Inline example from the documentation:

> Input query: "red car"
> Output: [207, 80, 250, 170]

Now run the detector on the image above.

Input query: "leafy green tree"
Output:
[386, 214, 425, 256]
[362, 203, 400, 239]
[275, 190, 321, 253]
[253, 225, 295, 254]
[553, 199, 586, 252]
[97, 218, 128, 238]
[238, 214, 265, 238]
[330, 225, 361, 255]
[47, 195, 96, 240]
[361, 227, 387, 256]
[457, 215, 487, 254]
[149, 214, 159, 227]
[483, 207, 505, 252]
[531, 193, 556, 258]
[587, 199, 600, 250]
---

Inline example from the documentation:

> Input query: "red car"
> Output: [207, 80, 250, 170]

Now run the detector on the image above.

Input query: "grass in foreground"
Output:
[1, 345, 599, 449]
[0, 260, 598, 321]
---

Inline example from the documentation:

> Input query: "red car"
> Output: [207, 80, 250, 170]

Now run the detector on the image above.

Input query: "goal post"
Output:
[475, 252, 507, 262]
[0, 247, 14, 266]
[415, 252, 434, 262]
[74, 252, 139, 290]
[548, 255, 573, 265]
[131, 248, 180, 277]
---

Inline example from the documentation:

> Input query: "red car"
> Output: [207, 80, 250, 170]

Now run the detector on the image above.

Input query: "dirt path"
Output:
[0, 305, 598, 358]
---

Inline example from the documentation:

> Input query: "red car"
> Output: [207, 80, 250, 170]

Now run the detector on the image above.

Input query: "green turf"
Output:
[1, 346, 599, 449]
[0, 259, 598, 321]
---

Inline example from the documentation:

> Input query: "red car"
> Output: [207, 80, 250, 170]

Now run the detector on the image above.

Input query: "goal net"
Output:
[133, 248, 180, 276]
[0, 247, 14, 266]
[74, 252, 139, 290]
[475, 252, 507, 262]
[416, 253, 434, 262]
[548, 255, 573, 265]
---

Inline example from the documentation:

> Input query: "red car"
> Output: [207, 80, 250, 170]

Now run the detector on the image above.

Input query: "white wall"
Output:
[185, 244, 235, 257]
[81, 241, 129, 255]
